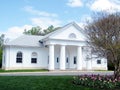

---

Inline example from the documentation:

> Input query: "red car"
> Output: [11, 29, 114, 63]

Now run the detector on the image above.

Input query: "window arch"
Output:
[69, 33, 76, 38]
[16, 51, 22, 63]
[31, 52, 37, 63]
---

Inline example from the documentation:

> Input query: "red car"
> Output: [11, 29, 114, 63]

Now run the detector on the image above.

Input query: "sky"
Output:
[0, 0, 120, 40]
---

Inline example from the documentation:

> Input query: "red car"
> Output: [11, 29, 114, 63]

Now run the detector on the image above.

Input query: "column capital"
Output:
[77, 46, 82, 47]
[60, 44, 66, 46]
[49, 44, 55, 46]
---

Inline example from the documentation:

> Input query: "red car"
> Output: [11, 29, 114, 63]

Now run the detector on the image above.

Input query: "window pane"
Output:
[16, 58, 22, 63]
[17, 52, 22, 57]
[97, 60, 101, 64]
[31, 52, 37, 63]
[57, 57, 59, 63]
[16, 52, 22, 63]
[74, 56, 77, 64]
[66, 57, 68, 63]
[69, 33, 76, 38]
[31, 58, 37, 63]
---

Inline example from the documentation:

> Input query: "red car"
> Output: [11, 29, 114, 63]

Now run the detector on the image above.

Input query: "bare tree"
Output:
[85, 12, 120, 78]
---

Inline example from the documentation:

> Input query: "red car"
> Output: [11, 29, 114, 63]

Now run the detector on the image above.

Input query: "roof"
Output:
[42, 22, 83, 40]
[5, 22, 83, 47]
[5, 35, 44, 47]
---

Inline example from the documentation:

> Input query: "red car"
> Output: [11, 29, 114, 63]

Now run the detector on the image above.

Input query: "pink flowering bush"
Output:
[73, 75, 120, 89]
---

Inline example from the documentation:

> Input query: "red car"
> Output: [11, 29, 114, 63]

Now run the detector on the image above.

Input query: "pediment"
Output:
[48, 22, 86, 41]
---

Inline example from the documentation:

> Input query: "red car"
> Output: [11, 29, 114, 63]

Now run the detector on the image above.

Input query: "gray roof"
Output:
[5, 22, 83, 47]
[5, 35, 44, 47]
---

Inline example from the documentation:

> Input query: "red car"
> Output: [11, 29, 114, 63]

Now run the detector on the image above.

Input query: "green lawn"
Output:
[0, 69, 48, 72]
[0, 76, 99, 90]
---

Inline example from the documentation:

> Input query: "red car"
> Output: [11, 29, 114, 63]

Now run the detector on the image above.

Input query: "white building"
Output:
[2, 22, 108, 70]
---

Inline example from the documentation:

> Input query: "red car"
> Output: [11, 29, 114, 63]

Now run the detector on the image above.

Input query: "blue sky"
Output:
[0, 0, 120, 39]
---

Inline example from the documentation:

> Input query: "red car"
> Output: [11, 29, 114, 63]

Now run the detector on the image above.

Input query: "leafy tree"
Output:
[23, 26, 43, 35]
[24, 25, 60, 36]
[43, 25, 60, 35]
[0, 34, 5, 67]
[0, 34, 4, 48]
[85, 12, 120, 78]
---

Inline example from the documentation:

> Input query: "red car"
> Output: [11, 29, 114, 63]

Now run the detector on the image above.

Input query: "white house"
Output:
[2, 22, 108, 70]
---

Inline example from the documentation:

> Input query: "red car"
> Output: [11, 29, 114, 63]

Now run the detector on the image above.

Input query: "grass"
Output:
[0, 76, 99, 90]
[0, 69, 48, 73]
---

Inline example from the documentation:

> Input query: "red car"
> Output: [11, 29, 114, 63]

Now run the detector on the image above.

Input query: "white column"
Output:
[88, 60, 92, 70]
[77, 46, 83, 70]
[60, 45, 66, 70]
[49, 44, 54, 70]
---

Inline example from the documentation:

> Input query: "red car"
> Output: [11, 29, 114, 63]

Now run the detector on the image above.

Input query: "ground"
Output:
[0, 76, 99, 90]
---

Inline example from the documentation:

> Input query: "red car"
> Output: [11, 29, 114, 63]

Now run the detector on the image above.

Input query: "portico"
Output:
[48, 44, 83, 70]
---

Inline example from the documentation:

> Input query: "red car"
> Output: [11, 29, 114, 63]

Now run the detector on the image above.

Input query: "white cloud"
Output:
[1, 25, 33, 40]
[67, 0, 83, 7]
[88, 0, 120, 12]
[1, 5, 62, 40]
[31, 17, 61, 29]
[24, 6, 58, 17]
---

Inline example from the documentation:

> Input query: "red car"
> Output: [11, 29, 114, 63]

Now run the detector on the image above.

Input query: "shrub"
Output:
[73, 75, 120, 89]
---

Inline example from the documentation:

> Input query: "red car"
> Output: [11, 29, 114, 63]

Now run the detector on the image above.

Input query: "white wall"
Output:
[3, 46, 48, 70]
[92, 57, 108, 70]
[3, 45, 107, 70]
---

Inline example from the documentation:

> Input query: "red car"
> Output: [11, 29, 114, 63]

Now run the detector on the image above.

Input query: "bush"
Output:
[73, 75, 120, 89]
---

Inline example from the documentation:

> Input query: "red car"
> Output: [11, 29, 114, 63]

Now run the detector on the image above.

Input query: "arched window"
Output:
[69, 33, 76, 38]
[31, 52, 37, 63]
[16, 51, 22, 63]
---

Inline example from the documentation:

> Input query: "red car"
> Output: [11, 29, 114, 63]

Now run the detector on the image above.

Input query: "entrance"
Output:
[66, 57, 69, 69]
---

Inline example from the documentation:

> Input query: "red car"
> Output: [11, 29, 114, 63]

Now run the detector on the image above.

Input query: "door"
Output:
[66, 57, 69, 69]
[55, 57, 59, 69]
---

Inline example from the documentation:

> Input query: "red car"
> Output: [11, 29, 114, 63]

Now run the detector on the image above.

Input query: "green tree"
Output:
[0, 34, 5, 67]
[23, 26, 43, 35]
[43, 25, 60, 35]
[24, 25, 60, 36]
[0, 34, 4, 48]
[85, 12, 120, 78]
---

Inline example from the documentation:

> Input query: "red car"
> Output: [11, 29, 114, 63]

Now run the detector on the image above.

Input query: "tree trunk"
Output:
[114, 64, 120, 79]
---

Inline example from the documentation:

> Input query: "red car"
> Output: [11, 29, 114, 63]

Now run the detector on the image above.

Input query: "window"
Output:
[69, 33, 76, 38]
[16, 51, 22, 63]
[74, 56, 77, 64]
[48, 56, 49, 64]
[31, 52, 37, 63]
[66, 57, 69, 63]
[97, 60, 101, 64]
[57, 57, 59, 63]
[4, 55, 5, 64]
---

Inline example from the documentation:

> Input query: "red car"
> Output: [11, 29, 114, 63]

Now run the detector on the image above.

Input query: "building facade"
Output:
[2, 22, 108, 70]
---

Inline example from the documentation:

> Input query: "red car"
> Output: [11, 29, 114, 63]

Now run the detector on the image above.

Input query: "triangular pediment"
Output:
[48, 22, 86, 41]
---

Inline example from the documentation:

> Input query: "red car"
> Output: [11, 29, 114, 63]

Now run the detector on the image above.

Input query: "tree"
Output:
[23, 25, 60, 36]
[85, 12, 120, 78]
[43, 25, 60, 35]
[23, 26, 43, 35]
[0, 34, 4, 48]
[0, 34, 5, 67]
